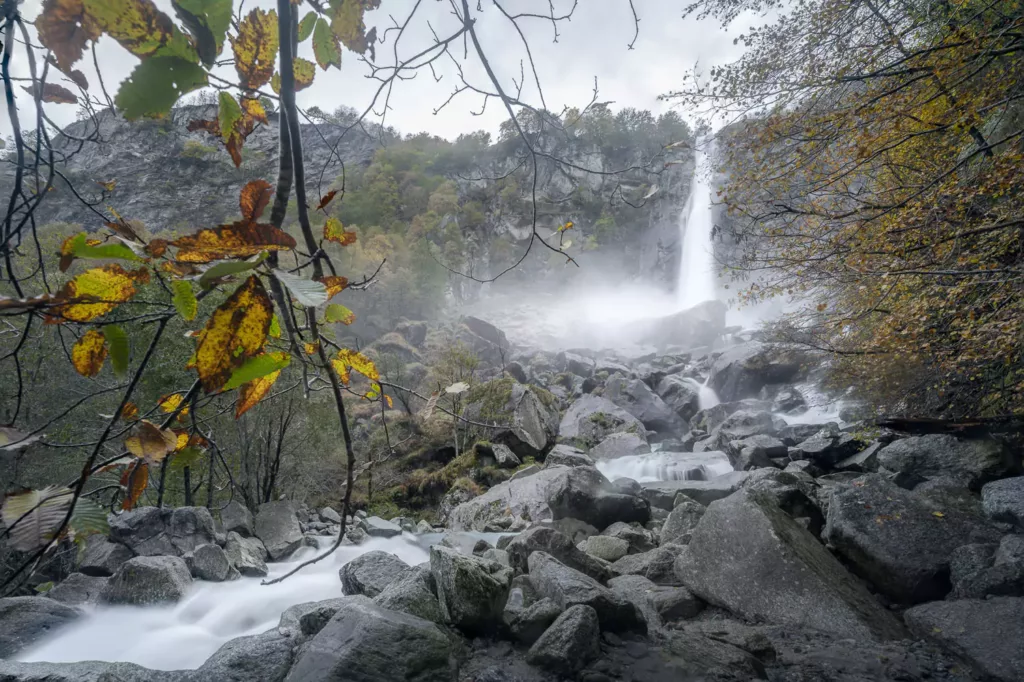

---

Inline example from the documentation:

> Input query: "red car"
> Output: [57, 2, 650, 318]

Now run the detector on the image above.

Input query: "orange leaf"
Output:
[304, 341, 318, 355]
[318, 275, 348, 298]
[71, 329, 107, 377]
[124, 420, 178, 463]
[120, 402, 139, 421]
[193, 275, 273, 392]
[170, 221, 296, 263]
[323, 217, 356, 245]
[316, 190, 338, 211]
[230, 8, 279, 90]
[121, 460, 149, 511]
[235, 369, 282, 418]
[239, 179, 273, 224]
[146, 238, 168, 258]
[35, 0, 101, 73]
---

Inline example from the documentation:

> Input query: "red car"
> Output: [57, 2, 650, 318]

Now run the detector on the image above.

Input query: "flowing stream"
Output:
[677, 140, 717, 308]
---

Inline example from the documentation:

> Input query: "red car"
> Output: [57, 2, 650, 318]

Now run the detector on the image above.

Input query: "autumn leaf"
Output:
[59, 232, 141, 270]
[120, 402, 139, 420]
[240, 96, 268, 124]
[22, 83, 78, 104]
[187, 96, 263, 166]
[171, 280, 198, 321]
[304, 342, 318, 355]
[50, 264, 150, 323]
[70, 496, 110, 538]
[116, 56, 208, 119]
[330, 348, 379, 385]
[235, 369, 282, 418]
[84, 0, 197, 61]
[72, 329, 107, 377]
[222, 351, 290, 390]
[318, 275, 348, 298]
[294, 57, 316, 91]
[193, 275, 273, 392]
[324, 303, 355, 325]
[239, 179, 273, 224]
[329, 0, 380, 56]
[230, 8, 278, 90]
[323, 217, 356, 245]
[1, 486, 73, 551]
[384, 394, 393, 409]
[316, 190, 338, 211]
[35, 0, 102, 72]
[172, 0, 231, 67]
[121, 460, 149, 510]
[103, 324, 130, 376]
[124, 420, 178, 463]
[158, 393, 188, 416]
[171, 222, 296, 262]
[269, 314, 282, 338]
[218, 91, 243, 144]
[312, 17, 341, 70]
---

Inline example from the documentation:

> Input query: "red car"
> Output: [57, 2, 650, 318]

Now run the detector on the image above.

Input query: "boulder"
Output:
[109, 506, 217, 557]
[357, 515, 404, 539]
[439, 532, 492, 556]
[601, 521, 655, 554]
[319, 507, 342, 524]
[649, 585, 704, 622]
[446, 466, 570, 532]
[634, 300, 727, 350]
[660, 497, 706, 546]
[581, 535, 629, 562]
[877, 434, 1018, 490]
[691, 399, 772, 433]
[655, 375, 701, 423]
[528, 551, 646, 634]
[430, 545, 511, 634]
[546, 465, 650, 530]
[101, 556, 192, 605]
[543, 444, 594, 468]
[771, 387, 806, 413]
[506, 526, 613, 582]
[836, 442, 884, 473]
[461, 378, 559, 459]
[78, 535, 133, 577]
[557, 394, 647, 450]
[904, 597, 1024, 682]
[284, 596, 455, 682]
[641, 471, 749, 509]
[185, 543, 233, 582]
[0, 596, 80, 657]
[278, 599, 348, 640]
[610, 545, 685, 585]
[525, 605, 600, 676]
[46, 573, 108, 606]
[675, 488, 906, 641]
[220, 500, 254, 537]
[373, 565, 444, 624]
[224, 531, 268, 577]
[823, 474, 1001, 603]
[254, 501, 304, 561]
[0, 661, 176, 682]
[998, 534, 1024, 565]
[982, 476, 1024, 527]
[728, 434, 787, 470]
[340, 551, 410, 598]
[196, 629, 293, 682]
[794, 426, 864, 468]
[558, 351, 595, 377]
[589, 432, 651, 460]
[607, 574, 662, 630]
[707, 342, 815, 403]
[700, 410, 777, 452]
[502, 584, 562, 645]
[603, 374, 687, 434]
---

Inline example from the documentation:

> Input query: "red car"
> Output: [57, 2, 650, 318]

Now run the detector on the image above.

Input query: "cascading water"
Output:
[596, 450, 732, 483]
[677, 139, 718, 309]
[683, 376, 720, 410]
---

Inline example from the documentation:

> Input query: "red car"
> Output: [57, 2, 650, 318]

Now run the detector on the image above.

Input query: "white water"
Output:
[684, 376, 720, 410]
[677, 140, 718, 308]
[596, 450, 733, 483]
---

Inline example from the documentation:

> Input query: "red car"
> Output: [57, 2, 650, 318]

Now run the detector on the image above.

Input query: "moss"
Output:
[533, 384, 559, 410]
[465, 377, 516, 420]
[451, 476, 483, 496]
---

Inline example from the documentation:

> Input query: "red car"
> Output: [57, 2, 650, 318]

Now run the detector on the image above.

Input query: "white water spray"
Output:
[677, 140, 718, 309]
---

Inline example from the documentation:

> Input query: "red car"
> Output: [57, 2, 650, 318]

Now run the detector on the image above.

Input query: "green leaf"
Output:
[324, 303, 355, 325]
[269, 314, 282, 338]
[103, 324, 130, 377]
[69, 496, 110, 537]
[298, 11, 318, 42]
[173, 0, 232, 66]
[115, 57, 208, 120]
[35, 581, 55, 593]
[169, 446, 203, 471]
[218, 91, 242, 144]
[273, 268, 329, 307]
[223, 351, 291, 391]
[69, 234, 142, 263]
[198, 251, 268, 289]
[312, 17, 341, 70]
[172, 280, 198, 321]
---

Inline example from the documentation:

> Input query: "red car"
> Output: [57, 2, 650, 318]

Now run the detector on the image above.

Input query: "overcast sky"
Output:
[5, 0, 756, 141]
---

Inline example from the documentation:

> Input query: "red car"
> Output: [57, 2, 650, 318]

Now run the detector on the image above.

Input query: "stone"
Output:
[430, 545, 511, 634]
[278, 599, 348, 640]
[340, 551, 410, 598]
[951, 559, 1024, 599]
[610, 545, 685, 585]
[835, 442, 884, 472]
[0, 596, 80, 657]
[582, 535, 629, 562]
[777, 422, 825, 447]
[982, 476, 1024, 527]
[254, 501, 304, 561]
[481, 548, 510, 567]
[358, 515, 403, 538]
[78, 535, 133, 577]
[185, 543, 233, 582]
[794, 426, 864, 468]
[446, 466, 571, 531]
[699, 410, 778, 452]
[675, 488, 906, 641]
[504, 592, 562, 645]
[373, 565, 444, 624]
[101, 556, 192, 605]
[558, 394, 647, 450]
[649, 585, 703, 621]
[772, 387, 806, 413]
[506, 526, 613, 582]
[997, 534, 1024, 565]
[877, 434, 1017, 490]
[607, 574, 662, 630]
[546, 465, 650, 530]
[491, 443, 521, 468]
[707, 342, 815, 403]
[526, 605, 601, 676]
[823, 474, 1000, 603]
[416, 519, 434, 534]
[728, 434, 788, 470]
[529, 552, 646, 634]
[284, 596, 455, 682]
[659, 497, 706, 546]
[319, 506, 341, 524]
[439, 532, 491, 556]
[109, 506, 218, 557]
[46, 573, 108, 606]
[601, 521, 655, 554]
[558, 350, 595, 377]
[0, 660, 181, 681]
[950, 543, 998, 586]
[589, 432, 651, 460]
[655, 375, 701, 423]
[195, 629, 293, 682]
[224, 531, 268, 577]
[462, 379, 559, 459]
[641, 471, 749, 509]
[220, 500, 254, 537]
[544, 444, 594, 468]
[905, 597, 1024, 682]
[603, 374, 687, 434]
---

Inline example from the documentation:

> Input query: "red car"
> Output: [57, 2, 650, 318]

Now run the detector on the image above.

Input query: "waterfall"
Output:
[677, 139, 717, 308]
[596, 451, 732, 483]
[683, 376, 720, 410]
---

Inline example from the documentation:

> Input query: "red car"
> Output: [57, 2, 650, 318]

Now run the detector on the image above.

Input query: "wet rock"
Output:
[440, 532, 492, 556]
[78, 535, 133, 577]
[655, 375, 701, 423]
[708, 342, 816, 403]
[0, 661, 180, 681]
[771, 387, 806, 413]
[877, 434, 1017, 490]
[430, 545, 512, 634]
[462, 379, 559, 459]
[558, 351, 595, 377]
[794, 425, 864, 468]
[665, 626, 769, 680]
[109, 506, 218, 558]
[101, 556, 192, 605]
[640, 471, 749, 509]
[777, 423, 824, 447]
[46, 573, 108, 606]
[319, 507, 341, 524]
[610, 545, 685, 585]
[982, 476, 1024, 527]
[601, 522, 655, 553]
[997, 534, 1024, 565]
[728, 434, 787, 470]
[196, 629, 293, 682]
[603, 374, 687, 434]
[581, 535, 629, 562]
[284, 595, 455, 682]
[254, 501, 304, 561]
[546, 465, 650, 530]
[699, 410, 778, 452]
[416, 519, 434, 534]
[340, 551, 410, 598]
[649, 585, 703, 622]
[0, 596, 80, 657]
[659, 496, 706, 546]
[607, 574, 662, 630]
[835, 442, 884, 473]
[526, 605, 600, 676]
[589, 432, 651, 460]
[374, 565, 444, 624]
[558, 394, 647, 450]
[506, 526, 613, 582]
[675, 488, 906, 641]
[544, 444, 594, 468]
[278, 598, 348, 640]
[184, 543, 233, 582]
[220, 500, 254, 537]
[358, 516, 403, 539]
[610, 477, 643, 497]
[503, 590, 562, 645]
[224, 531, 268, 577]
[905, 597, 1024, 682]
[548, 518, 600, 544]
[447, 466, 570, 531]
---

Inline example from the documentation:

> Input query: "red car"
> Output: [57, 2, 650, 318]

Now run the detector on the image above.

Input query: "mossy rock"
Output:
[461, 378, 559, 459]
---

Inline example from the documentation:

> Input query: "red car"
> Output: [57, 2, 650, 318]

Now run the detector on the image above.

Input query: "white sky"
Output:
[4, 0, 757, 141]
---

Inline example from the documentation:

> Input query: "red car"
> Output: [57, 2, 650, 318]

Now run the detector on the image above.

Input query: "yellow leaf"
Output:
[72, 329, 107, 377]
[318, 275, 348, 298]
[193, 275, 273, 392]
[120, 402, 139, 421]
[304, 341, 318, 355]
[230, 8, 278, 90]
[329, 0, 379, 55]
[84, 0, 196, 61]
[330, 348, 379, 385]
[50, 264, 149, 323]
[121, 460, 149, 510]
[323, 217, 356, 245]
[171, 221, 296, 263]
[174, 431, 189, 451]
[235, 369, 281, 418]
[293, 57, 316, 91]
[932, 511, 945, 518]
[157, 393, 189, 416]
[124, 420, 178, 463]
[384, 394, 393, 409]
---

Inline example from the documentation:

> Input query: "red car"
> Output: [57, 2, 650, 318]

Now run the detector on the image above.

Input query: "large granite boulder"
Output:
[655, 375, 701, 423]
[0, 597, 80, 657]
[445, 466, 569, 531]
[546, 465, 650, 530]
[691, 399, 771, 434]
[108, 506, 217, 557]
[505, 526, 613, 582]
[525, 604, 601, 676]
[905, 597, 1024, 682]
[278, 599, 348, 641]
[185, 543, 234, 582]
[793, 425, 865, 468]
[46, 573, 108, 606]
[195, 629, 293, 682]
[373, 565, 444, 624]
[461, 378, 559, 459]
[220, 500, 254, 537]
[543, 444, 594, 468]
[581, 535, 629, 562]
[557, 394, 647, 450]
[610, 545, 686, 585]
[675, 489, 906, 641]
[660, 496, 706, 546]
[603, 374, 687, 434]
[698, 410, 777, 452]
[340, 551, 410, 598]
[254, 500, 304, 561]
[982, 476, 1024, 527]
[224, 531, 268, 577]
[0, 661, 179, 681]
[503, 590, 562, 645]
[430, 545, 511, 634]
[823, 474, 1000, 603]
[588, 432, 650, 460]
[641, 471, 749, 509]
[78, 535, 133, 577]
[100, 556, 192, 605]
[877, 434, 1018, 490]
[284, 596, 455, 682]
[601, 521, 656, 554]
[707, 342, 816, 403]
[607, 574, 663, 630]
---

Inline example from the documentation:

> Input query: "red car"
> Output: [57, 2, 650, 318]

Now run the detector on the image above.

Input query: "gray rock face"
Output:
[0, 660, 182, 681]
[708, 342, 815, 403]
[675, 489, 906, 641]
[607, 574, 662, 630]
[46, 573, 108, 606]
[373, 565, 444, 624]
[546, 465, 650, 530]
[220, 500, 254, 537]
[101, 556, 193, 605]
[543, 444, 594, 468]
[549, 518, 600, 544]
[430, 545, 511, 634]
[649, 585, 704, 622]
[905, 597, 1024, 682]
[982, 476, 1024, 527]
[641, 471, 749, 509]
[877, 434, 1017, 490]
[503, 588, 562, 645]
[224, 531, 268, 577]
[0, 597, 80, 657]
[78, 535, 133, 577]
[284, 596, 455, 682]
[254, 501, 304, 561]
[603, 374, 687, 434]
[278, 598, 348, 641]
[656, 375, 701, 423]
[195, 630, 293, 682]
[823, 474, 1000, 603]
[557, 394, 647, 450]
[601, 521, 655, 553]
[185, 543, 233, 582]
[447, 466, 570, 531]
[691, 399, 771, 434]
[358, 516, 403, 538]
[528, 551, 647, 634]
[340, 551, 410, 598]
[699, 410, 777, 452]
[582, 535, 629, 562]
[589, 432, 651, 460]
[794, 426, 863, 468]
[836, 442, 884, 472]
[610, 545, 685, 585]
[319, 506, 342, 524]
[462, 380, 559, 459]
[660, 497, 706, 546]
[728, 434, 787, 470]
[506, 526, 613, 582]
[109, 506, 218, 557]
[526, 605, 601, 676]
[997, 534, 1024, 565]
